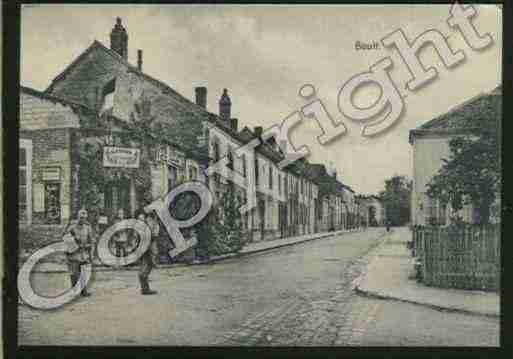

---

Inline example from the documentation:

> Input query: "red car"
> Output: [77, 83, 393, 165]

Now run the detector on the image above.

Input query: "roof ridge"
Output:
[416, 88, 500, 131]
[418, 91, 486, 130]
[22, 85, 95, 113]
[41, 40, 314, 172]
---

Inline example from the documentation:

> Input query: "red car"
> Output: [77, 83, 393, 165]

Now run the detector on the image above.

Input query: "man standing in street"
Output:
[112, 209, 129, 267]
[136, 209, 159, 295]
[64, 208, 96, 297]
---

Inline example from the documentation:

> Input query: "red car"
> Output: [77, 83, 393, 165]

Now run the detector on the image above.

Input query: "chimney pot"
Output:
[195, 87, 207, 108]
[137, 49, 143, 71]
[110, 17, 128, 60]
[219, 88, 232, 120]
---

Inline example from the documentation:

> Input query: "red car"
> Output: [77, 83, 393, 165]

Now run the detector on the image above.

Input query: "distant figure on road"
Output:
[135, 209, 159, 295]
[64, 208, 95, 297]
[386, 220, 391, 232]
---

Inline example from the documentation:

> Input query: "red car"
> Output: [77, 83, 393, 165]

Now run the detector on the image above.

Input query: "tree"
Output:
[426, 94, 501, 225]
[197, 185, 246, 258]
[379, 175, 411, 226]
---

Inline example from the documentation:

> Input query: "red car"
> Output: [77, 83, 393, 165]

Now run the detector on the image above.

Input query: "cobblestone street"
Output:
[19, 228, 499, 346]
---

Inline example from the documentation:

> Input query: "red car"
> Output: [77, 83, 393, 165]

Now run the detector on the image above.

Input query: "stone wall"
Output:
[20, 128, 73, 226]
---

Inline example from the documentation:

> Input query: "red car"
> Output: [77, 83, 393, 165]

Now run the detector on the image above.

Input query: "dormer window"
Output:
[100, 78, 116, 115]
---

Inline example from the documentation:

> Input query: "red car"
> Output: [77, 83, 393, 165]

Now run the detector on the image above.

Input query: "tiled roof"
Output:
[412, 86, 501, 133]
[21, 85, 95, 114]
[42, 39, 348, 185]
[43, 40, 286, 164]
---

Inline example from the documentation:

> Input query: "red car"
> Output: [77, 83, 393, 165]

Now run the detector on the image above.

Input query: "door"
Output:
[258, 199, 265, 241]
[105, 179, 131, 219]
[44, 182, 61, 224]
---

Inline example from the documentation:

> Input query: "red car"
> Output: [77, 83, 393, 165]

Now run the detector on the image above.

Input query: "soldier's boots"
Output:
[70, 274, 91, 297]
[139, 275, 157, 295]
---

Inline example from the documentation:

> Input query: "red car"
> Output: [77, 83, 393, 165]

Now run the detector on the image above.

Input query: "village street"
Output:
[18, 228, 499, 346]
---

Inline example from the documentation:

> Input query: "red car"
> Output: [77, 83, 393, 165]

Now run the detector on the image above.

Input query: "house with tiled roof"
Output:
[20, 18, 335, 254]
[409, 86, 501, 226]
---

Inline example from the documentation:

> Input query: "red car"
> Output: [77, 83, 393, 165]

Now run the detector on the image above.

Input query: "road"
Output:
[18, 228, 499, 346]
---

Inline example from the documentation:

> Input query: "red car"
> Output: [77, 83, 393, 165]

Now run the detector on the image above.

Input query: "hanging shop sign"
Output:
[156, 146, 185, 168]
[103, 146, 140, 168]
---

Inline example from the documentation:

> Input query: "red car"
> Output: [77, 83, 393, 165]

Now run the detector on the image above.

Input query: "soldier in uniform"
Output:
[64, 208, 96, 297]
[112, 208, 129, 267]
[136, 210, 159, 295]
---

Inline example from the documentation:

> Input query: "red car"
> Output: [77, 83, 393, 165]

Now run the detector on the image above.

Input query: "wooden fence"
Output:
[412, 225, 500, 291]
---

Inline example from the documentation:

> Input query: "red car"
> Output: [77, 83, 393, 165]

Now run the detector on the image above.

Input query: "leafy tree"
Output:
[426, 94, 501, 225]
[379, 175, 411, 226]
[203, 185, 246, 256]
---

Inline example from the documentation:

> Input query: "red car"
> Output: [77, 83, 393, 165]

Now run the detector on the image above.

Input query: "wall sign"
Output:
[42, 167, 61, 181]
[103, 146, 140, 168]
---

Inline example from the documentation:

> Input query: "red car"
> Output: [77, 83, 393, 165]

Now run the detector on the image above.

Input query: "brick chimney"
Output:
[137, 49, 143, 71]
[219, 88, 231, 121]
[254, 126, 263, 138]
[110, 17, 128, 60]
[195, 87, 207, 108]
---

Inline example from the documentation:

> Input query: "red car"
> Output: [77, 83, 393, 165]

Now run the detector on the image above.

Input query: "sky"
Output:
[20, 4, 502, 195]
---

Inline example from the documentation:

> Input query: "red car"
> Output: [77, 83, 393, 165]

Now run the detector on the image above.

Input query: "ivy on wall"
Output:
[77, 95, 247, 258]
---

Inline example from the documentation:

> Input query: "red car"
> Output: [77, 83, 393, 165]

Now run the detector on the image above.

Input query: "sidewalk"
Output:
[31, 228, 363, 273]
[354, 227, 500, 318]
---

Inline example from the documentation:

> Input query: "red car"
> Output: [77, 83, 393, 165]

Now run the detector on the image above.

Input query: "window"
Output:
[212, 141, 220, 184]
[100, 78, 116, 115]
[242, 154, 247, 178]
[44, 183, 61, 224]
[438, 203, 447, 225]
[278, 174, 282, 194]
[425, 196, 447, 225]
[213, 141, 220, 162]
[227, 149, 234, 170]
[254, 157, 259, 185]
[269, 166, 273, 189]
[168, 165, 178, 190]
[19, 140, 32, 224]
[189, 166, 198, 180]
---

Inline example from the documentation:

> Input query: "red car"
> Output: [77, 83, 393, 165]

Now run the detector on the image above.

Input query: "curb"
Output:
[351, 230, 500, 319]
[31, 229, 365, 273]
[354, 285, 500, 319]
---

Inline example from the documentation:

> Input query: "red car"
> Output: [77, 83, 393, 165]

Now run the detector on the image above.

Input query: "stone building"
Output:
[19, 84, 202, 259]
[356, 195, 385, 227]
[19, 18, 364, 259]
[409, 86, 501, 226]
